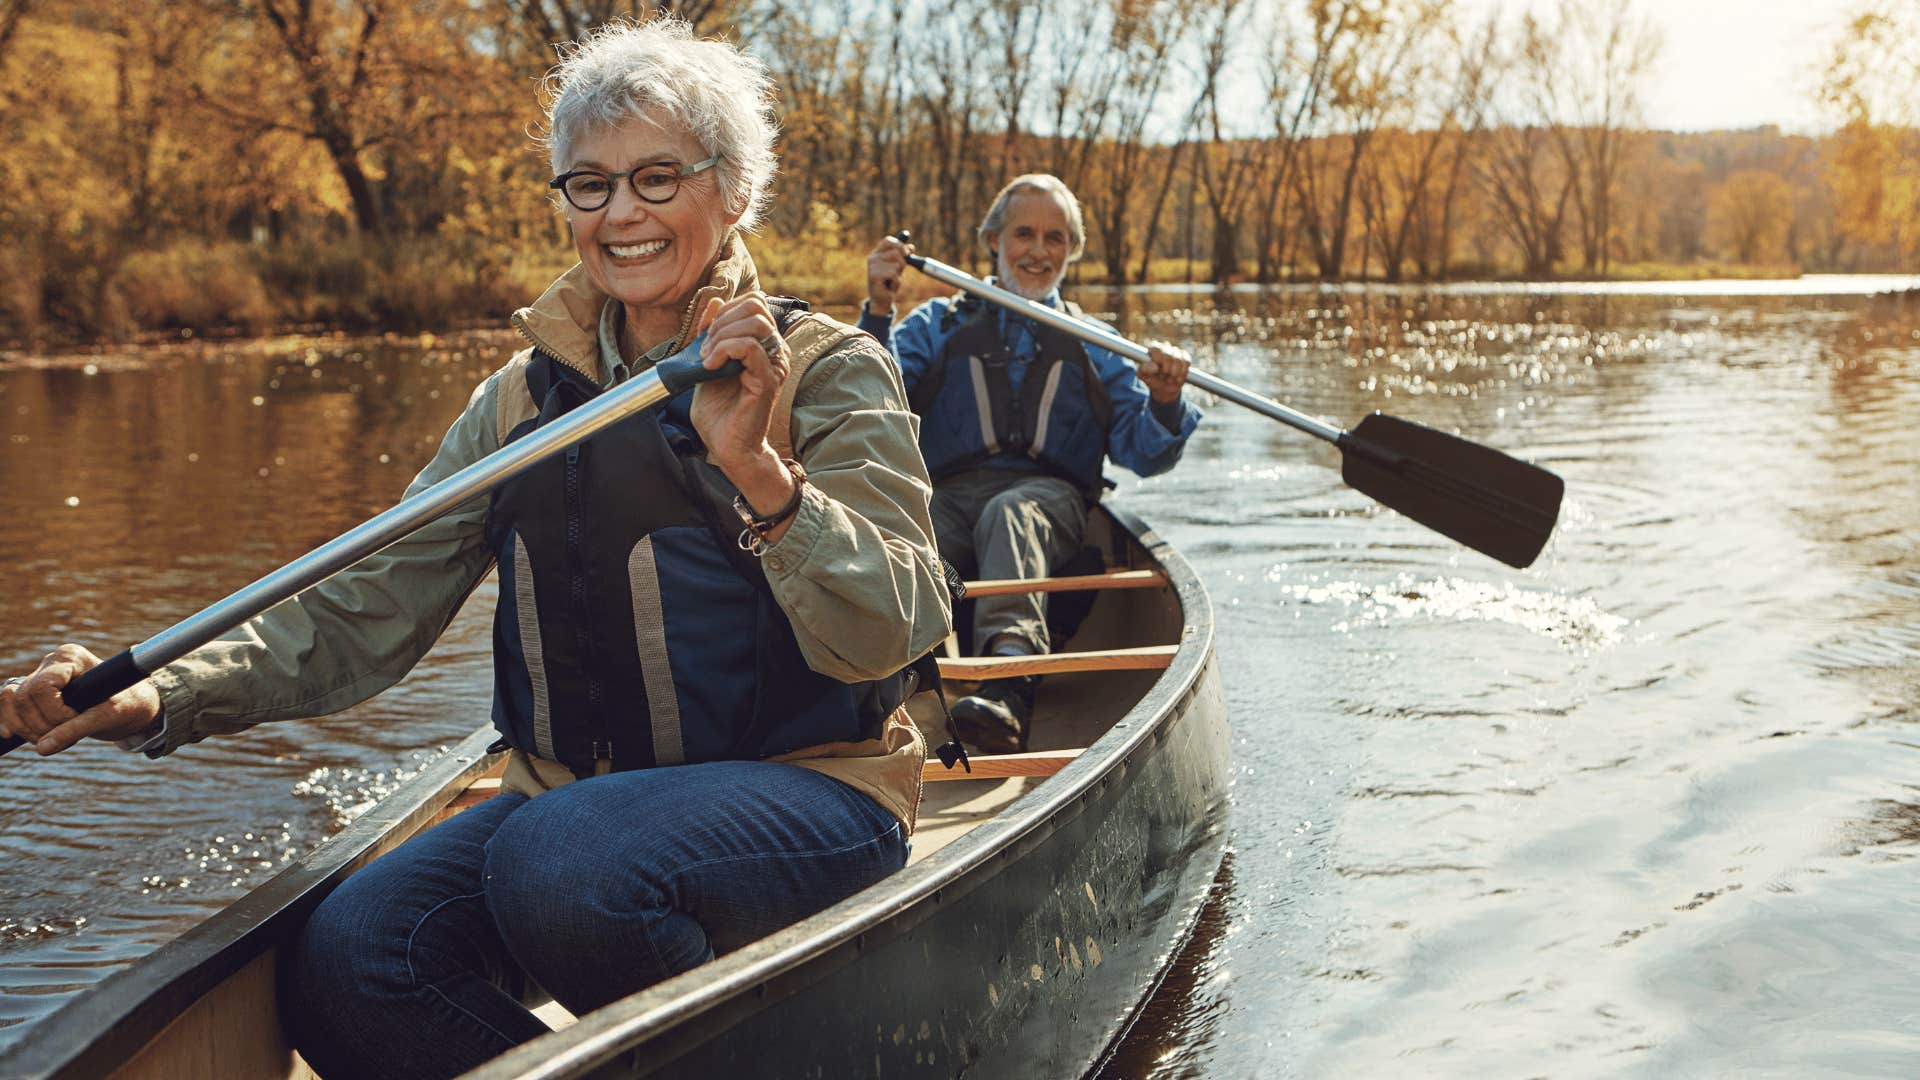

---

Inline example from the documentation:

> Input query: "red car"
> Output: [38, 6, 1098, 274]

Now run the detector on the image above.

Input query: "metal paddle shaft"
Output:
[898, 244, 1563, 569]
[901, 246, 1342, 443]
[1, 346, 741, 757]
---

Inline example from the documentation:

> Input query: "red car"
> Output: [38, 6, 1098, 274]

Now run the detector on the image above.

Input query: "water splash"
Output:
[139, 826, 299, 894]
[290, 746, 454, 830]
[1268, 570, 1627, 652]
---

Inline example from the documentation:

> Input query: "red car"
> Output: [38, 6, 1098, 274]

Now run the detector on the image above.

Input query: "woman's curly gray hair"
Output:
[539, 17, 779, 231]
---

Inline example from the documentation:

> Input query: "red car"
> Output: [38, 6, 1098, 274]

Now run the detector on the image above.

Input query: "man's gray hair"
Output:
[539, 17, 779, 231]
[977, 173, 1086, 262]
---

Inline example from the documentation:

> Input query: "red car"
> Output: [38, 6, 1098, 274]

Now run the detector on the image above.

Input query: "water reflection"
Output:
[0, 331, 505, 1042]
[3, 286, 1920, 1072]
[1099, 284, 1920, 1076]
[1095, 852, 1237, 1080]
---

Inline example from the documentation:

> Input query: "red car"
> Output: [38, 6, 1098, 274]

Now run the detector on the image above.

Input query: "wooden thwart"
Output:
[937, 645, 1178, 680]
[960, 568, 1167, 598]
[445, 750, 1087, 809]
[924, 748, 1083, 782]
[447, 777, 504, 813]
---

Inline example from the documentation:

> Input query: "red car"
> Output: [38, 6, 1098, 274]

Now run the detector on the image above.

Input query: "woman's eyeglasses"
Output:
[549, 156, 719, 212]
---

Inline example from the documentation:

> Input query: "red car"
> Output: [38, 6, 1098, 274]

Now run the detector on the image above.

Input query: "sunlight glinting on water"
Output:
[2, 284, 1918, 1073]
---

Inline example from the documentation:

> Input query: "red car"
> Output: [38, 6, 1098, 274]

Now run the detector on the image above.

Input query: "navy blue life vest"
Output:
[483, 324, 912, 779]
[907, 295, 1115, 493]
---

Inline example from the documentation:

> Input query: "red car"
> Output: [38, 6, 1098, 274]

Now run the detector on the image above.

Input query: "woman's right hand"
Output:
[0, 645, 161, 755]
[866, 234, 914, 316]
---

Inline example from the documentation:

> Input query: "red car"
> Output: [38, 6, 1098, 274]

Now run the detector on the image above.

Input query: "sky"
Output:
[1461, 0, 1849, 133]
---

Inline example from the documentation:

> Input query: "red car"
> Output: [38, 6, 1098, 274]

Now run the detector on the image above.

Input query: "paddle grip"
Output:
[0, 649, 146, 757]
[653, 353, 745, 396]
[882, 229, 920, 298]
[888, 230, 926, 274]
[63, 649, 146, 713]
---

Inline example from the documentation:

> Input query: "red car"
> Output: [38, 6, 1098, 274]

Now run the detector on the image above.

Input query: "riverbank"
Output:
[0, 230, 1898, 351]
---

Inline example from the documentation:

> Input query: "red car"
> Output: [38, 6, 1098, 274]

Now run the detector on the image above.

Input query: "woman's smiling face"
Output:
[562, 109, 738, 332]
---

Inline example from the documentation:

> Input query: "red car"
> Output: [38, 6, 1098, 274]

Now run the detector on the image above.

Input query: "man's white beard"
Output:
[997, 251, 1065, 302]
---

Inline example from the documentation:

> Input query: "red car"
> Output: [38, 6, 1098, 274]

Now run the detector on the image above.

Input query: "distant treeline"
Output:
[0, 0, 1916, 344]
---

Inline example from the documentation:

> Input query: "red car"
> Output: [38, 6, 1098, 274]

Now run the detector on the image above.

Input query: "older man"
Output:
[861, 173, 1201, 753]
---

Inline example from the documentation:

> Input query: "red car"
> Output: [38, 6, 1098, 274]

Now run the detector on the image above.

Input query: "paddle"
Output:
[0, 346, 744, 758]
[892, 233, 1564, 570]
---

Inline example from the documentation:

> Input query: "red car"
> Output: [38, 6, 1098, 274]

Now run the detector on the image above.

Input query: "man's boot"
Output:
[949, 675, 1038, 754]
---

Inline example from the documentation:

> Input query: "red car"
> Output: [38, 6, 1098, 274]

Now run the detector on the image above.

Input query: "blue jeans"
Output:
[284, 760, 907, 1080]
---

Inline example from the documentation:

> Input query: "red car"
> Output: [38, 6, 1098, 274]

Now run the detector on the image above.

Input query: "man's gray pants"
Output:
[929, 469, 1089, 656]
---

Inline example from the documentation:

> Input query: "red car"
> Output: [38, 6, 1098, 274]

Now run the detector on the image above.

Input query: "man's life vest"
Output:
[906, 294, 1115, 493]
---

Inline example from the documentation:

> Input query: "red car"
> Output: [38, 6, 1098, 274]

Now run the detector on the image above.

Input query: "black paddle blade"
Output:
[1337, 413, 1563, 569]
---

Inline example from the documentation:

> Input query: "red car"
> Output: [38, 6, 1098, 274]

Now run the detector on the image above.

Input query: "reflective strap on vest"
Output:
[626, 537, 683, 766]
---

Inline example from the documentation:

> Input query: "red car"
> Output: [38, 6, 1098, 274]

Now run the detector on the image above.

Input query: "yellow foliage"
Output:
[114, 244, 276, 331]
[1707, 170, 1796, 265]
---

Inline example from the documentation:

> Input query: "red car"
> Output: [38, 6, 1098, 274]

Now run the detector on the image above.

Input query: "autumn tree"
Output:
[1706, 169, 1793, 264]
[1471, 12, 1574, 275]
[1187, 0, 1260, 282]
[913, 0, 992, 260]
[0, 0, 28, 67]
[1818, 2, 1920, 262]
[1076, 0, 1190, 282]
[1349, 0, 1454, 282]
[1542, 0, 1661, 274]
[1288, 0, 1397, 281]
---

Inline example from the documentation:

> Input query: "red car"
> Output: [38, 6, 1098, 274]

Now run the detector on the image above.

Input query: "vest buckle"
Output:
[592, 740, 614, 760]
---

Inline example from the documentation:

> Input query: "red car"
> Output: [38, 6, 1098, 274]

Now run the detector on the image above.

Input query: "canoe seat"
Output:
[445, 748, 1088, 811]
[922, 748, 1082, 782]
[936, 645, 1177, 680]
[959, 569, 1167, 597]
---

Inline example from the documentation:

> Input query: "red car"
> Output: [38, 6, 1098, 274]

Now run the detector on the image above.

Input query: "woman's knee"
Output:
[481, 788, 676, 940]
[282, 877, 411, 1075]
[288, 872, 404, 1005]
[481, 787, 710, 1007]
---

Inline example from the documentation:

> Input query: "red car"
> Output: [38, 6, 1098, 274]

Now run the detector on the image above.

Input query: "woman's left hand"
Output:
[690, 291, 790, 470]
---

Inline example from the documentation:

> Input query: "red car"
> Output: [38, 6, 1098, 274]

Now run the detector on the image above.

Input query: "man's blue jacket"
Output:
[859, 286, 1201, 493]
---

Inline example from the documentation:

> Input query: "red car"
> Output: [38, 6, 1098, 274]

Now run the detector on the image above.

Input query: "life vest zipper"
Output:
[562, 442, 609, 760]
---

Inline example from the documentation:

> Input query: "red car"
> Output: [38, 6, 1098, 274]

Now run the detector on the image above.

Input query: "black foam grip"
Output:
[655, 353, 745, 397]
[62, 649, 146, 714]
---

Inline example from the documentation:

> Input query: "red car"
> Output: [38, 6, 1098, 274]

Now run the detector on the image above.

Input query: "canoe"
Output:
[0, 502, 1230, 1080]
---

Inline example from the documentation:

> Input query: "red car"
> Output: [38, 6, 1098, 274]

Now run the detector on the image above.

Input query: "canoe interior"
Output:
[910, 512, 1177, 869]
[1, 504, 1222, 1080]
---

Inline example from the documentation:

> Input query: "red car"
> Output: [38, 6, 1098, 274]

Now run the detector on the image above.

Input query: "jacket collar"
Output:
[510, 231, 761, 382]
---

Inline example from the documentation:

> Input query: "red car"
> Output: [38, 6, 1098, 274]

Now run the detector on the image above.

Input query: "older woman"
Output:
[0, 17, 948, 1080]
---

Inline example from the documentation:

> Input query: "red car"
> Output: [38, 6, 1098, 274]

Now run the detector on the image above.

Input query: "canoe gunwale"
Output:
[466, 501, 1221, 1080]
[0, 728, 507, 1080]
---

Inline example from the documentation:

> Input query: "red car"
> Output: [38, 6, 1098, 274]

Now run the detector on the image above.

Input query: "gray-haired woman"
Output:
[0, 17, 947, 1079]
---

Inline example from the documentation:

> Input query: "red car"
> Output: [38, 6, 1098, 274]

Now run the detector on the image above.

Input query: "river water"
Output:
[3, 277, 1919, 1076]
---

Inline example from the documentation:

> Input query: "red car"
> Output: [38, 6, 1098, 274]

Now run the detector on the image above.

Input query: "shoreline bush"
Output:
[0, 231, 1856, 353]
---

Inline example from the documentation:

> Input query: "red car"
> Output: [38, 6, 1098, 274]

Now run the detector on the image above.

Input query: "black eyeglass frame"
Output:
[548, 156, 721, 211]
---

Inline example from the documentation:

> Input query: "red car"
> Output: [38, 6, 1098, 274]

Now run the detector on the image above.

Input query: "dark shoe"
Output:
[950, 676, 1037, 754]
